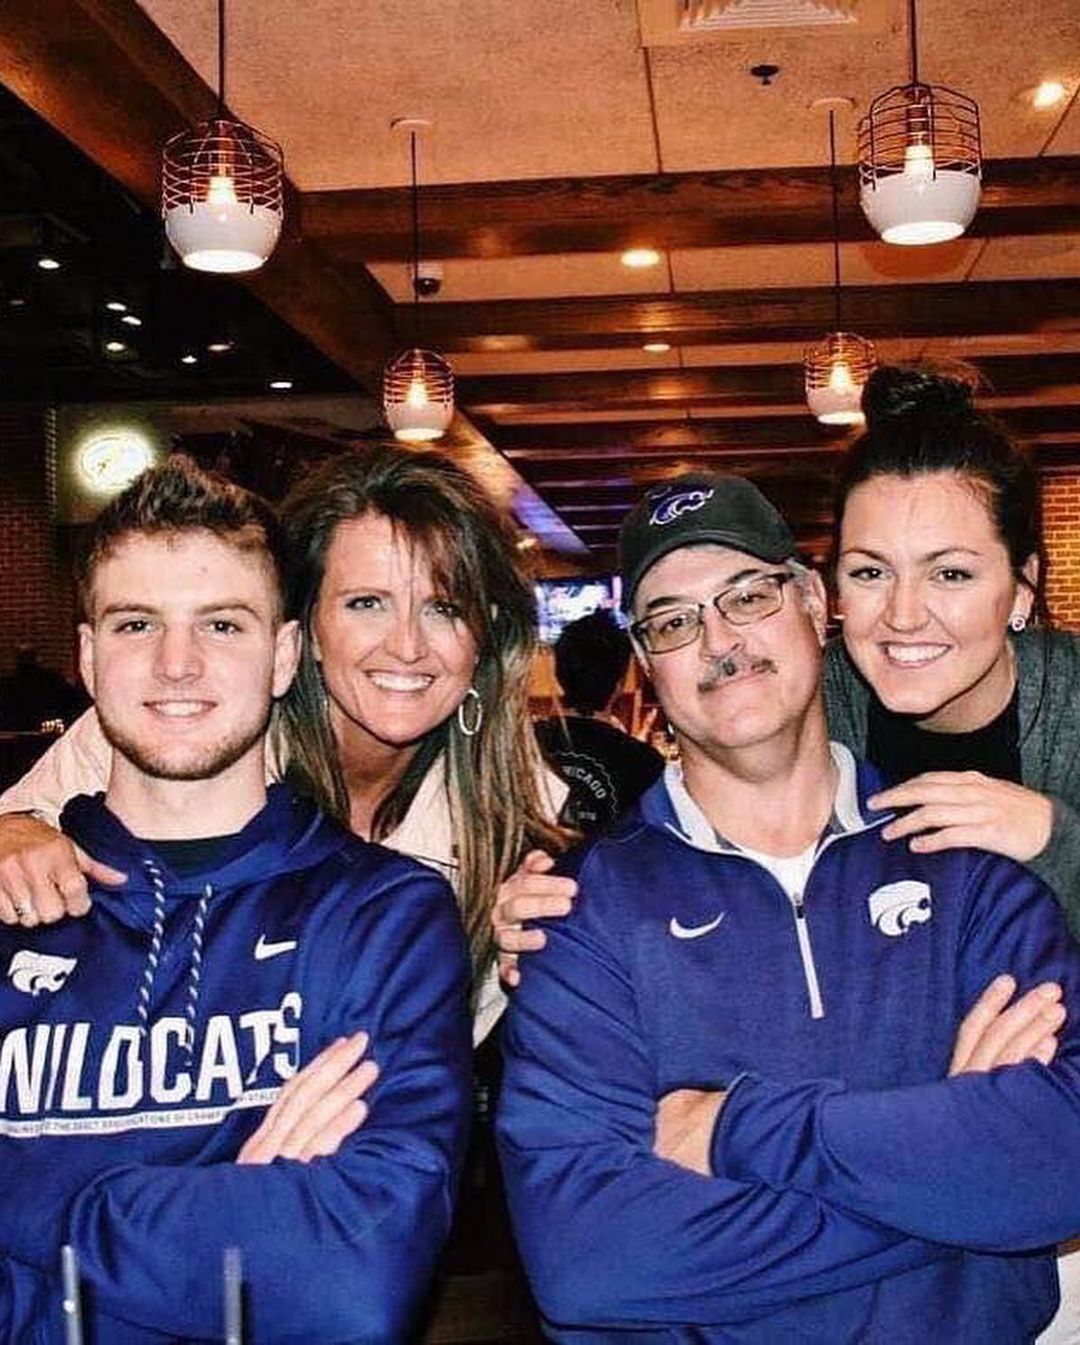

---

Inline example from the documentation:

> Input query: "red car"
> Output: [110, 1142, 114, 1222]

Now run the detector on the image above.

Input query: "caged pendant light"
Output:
[383, 120, 454, 444]
[857, 0, 981, 246]
[162, 0, 284, 274]
[805, 107, 876, 426]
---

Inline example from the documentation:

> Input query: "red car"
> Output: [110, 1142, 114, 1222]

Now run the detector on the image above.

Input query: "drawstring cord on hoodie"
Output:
[138, 862, 211, 1061]
[184, 886, 210, 1055]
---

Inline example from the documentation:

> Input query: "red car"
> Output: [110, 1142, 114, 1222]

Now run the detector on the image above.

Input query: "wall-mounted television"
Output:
[534, 576, 624, 645]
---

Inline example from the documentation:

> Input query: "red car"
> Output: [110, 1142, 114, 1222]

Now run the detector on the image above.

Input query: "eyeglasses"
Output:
[631, 572, 795, 654]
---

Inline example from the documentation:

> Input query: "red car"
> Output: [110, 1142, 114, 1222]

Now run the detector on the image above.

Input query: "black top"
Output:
[145, 834, 243, 875]
[536, 715, 665, 836]
[866, 688, 1022, 786]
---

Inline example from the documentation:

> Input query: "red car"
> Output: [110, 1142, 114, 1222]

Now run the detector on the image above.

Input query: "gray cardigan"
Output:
[823, 629, 1080, 938]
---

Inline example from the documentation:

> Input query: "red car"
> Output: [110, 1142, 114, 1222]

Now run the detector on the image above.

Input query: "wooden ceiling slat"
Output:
[419, 281, 1080, 354]
[304, 158, 1080, 261]
[466, 358, 1080, 422]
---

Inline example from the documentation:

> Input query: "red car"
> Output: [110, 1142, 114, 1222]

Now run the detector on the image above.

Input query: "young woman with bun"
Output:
[823, 362, 1080, 1345]
[826, 364, 1080, 937]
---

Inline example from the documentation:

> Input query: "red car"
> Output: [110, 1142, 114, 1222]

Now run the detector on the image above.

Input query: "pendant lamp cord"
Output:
[410, 131, 421, 343]
[829, 110, 842, 332]
[216, 0, 226, 118]
[908, 0, 919, 85]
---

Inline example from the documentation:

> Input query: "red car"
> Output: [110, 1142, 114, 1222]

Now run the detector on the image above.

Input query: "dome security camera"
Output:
[413, 261, 444, 298]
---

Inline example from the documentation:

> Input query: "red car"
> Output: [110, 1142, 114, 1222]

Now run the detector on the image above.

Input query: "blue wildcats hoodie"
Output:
[0, 785, 471, 1343]
[498, 746, 1080, 1343]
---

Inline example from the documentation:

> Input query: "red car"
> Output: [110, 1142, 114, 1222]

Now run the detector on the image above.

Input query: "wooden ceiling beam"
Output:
[302, 157, 1080, 261]
[519, 438, 1080, 491]
[419, 281, 1080, 354]
[466, 359, 1080, 423]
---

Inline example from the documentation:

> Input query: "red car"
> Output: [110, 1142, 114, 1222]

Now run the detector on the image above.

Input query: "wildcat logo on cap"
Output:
[649, 488, 714, 528]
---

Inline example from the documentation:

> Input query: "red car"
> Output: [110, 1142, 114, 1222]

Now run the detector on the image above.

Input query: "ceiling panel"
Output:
[138, 0, 658, 188]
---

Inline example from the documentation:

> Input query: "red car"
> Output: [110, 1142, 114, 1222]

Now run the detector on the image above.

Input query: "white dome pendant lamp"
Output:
[857, 0, 981, 246]
[162, 0, 284, 274]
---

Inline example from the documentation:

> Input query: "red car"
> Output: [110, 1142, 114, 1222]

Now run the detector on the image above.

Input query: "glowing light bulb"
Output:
[405, 378, 429, 410]
[207, 173, 238, 208]
[828, 360, 856, 396]
[903, 139, 935, 182]
[1032, 80, 1066, 110]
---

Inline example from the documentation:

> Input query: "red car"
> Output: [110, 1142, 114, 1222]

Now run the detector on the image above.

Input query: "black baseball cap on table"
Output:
[618, 472, 795, 612]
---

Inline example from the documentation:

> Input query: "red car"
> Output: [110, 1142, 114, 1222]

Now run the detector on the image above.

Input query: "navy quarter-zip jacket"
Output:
[499, 746, 1080, 1342]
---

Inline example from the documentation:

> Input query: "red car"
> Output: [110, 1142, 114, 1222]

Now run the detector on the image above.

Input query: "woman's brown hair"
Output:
[277, 444, 565, 982]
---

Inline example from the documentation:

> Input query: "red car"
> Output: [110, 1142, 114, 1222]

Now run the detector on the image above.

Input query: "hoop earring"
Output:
[1008, 614, 1028, 633]
[456, 686, 483, 737]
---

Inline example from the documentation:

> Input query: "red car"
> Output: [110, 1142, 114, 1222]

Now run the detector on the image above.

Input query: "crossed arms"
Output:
[497, 853, 1080, 1330]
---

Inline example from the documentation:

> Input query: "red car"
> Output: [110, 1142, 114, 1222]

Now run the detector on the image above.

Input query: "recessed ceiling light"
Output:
[120, 314, 142, 327]
[269, 379, 293, 391]
[207, 341, 233, 353]
[180, 354, 198, 366]
[105, 340, 127, 354]
[1032, 79, 1067, 109]
[642, 341, 671, 353]
[621, 247, 661, 269]
[106, 300, 128, 313]
[37, 256, 61, 271]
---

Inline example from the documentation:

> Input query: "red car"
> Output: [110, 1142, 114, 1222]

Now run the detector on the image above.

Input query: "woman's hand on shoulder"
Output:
[493, 849, 577, 988]
[0, 812, 125, 926]
[869, 771, 1053, 865]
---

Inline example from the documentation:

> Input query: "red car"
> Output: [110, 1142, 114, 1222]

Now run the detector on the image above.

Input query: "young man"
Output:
[0, 459, 471, 1342]
[498, 471, 1080, 1342]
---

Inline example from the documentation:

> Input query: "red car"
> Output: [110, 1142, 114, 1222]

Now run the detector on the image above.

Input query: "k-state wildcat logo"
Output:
[867, 881, 932, 937]
[649, 488, 714, 527]
[8, 950, 78, 996]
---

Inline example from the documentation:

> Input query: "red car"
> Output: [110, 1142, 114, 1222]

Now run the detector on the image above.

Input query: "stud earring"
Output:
[1008, 613, 1027, 633]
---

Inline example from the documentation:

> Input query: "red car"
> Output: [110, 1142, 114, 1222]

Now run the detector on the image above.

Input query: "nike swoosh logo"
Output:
[254, 935, 298, 961]
[668, 912, 726, 941]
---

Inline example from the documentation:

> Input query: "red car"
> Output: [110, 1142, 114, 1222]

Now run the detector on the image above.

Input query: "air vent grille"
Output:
[680, 0, 857, 30]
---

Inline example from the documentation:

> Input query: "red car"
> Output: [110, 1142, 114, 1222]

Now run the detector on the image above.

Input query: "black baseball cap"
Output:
[618, 472, 795, 611]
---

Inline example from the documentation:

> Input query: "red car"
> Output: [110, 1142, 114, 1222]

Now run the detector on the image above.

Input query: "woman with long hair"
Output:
[276, 444, 565, 1027]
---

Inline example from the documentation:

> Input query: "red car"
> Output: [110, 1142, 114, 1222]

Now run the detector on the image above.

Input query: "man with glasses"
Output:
[498, 471, 1080, 1341]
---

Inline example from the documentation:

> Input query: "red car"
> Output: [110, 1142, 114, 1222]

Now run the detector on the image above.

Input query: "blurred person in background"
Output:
[535, 609, 663, 837]
[0, 644, 88, 732]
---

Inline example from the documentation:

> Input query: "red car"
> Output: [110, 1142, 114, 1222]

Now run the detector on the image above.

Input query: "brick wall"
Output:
[0, 406, 79, 678]
[1042, 471, 1080, 633]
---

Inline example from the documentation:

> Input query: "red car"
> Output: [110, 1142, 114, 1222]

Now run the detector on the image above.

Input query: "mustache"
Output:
[698, 650, 777, 692]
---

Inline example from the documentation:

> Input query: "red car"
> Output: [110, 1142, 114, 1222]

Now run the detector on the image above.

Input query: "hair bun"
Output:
[862, 364, 977, 430]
